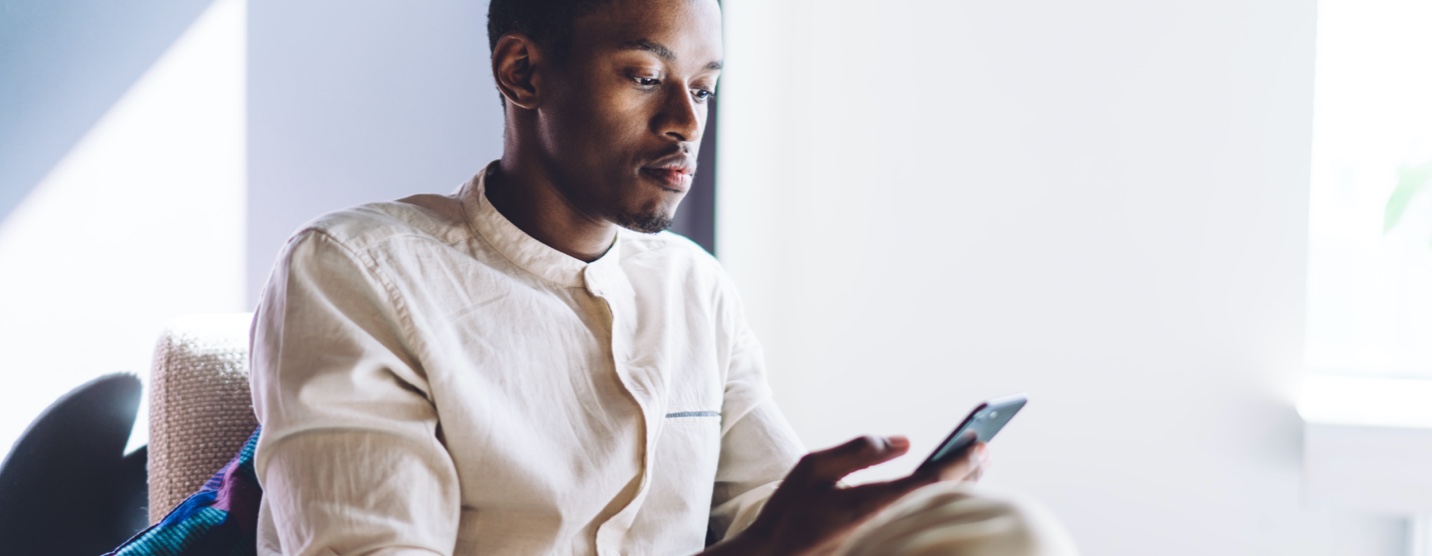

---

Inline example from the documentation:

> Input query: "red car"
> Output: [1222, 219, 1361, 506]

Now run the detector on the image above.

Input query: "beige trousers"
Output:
[835, 484, 1079, 556]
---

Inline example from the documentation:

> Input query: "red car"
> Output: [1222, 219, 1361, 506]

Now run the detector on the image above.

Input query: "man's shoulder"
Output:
[291, 193, 470, 255]
[618, 231, 739, 294]
[620, 230, 718, 269]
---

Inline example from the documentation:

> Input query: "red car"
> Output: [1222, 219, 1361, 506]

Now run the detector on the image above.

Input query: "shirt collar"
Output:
[457, 163, 624, 288]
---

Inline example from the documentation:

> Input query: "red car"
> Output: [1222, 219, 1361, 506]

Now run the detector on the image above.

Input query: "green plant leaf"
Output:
[1384, 159, 1432, 234]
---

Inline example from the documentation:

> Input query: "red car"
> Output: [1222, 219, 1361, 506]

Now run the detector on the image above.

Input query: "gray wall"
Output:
[246, 0, 503, 304]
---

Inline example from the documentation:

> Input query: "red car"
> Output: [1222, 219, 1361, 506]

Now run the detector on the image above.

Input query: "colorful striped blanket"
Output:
[106, 427, 262, 556]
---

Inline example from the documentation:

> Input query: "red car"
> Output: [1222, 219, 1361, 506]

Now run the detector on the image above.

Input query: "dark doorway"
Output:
[669, 98, 718, 256]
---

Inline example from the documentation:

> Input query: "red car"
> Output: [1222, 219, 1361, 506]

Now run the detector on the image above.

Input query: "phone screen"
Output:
[919, 394, 1027, 471]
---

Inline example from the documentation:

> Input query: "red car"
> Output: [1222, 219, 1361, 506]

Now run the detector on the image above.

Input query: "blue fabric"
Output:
[105, 427, 262, 556]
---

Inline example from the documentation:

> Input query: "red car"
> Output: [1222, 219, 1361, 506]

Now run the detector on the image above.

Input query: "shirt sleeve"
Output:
[250, 229, 460, 556]
[708, 278, 806, 542]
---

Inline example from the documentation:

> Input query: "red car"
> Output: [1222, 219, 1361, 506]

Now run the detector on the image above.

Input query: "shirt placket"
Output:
[584, 262, 659, 554]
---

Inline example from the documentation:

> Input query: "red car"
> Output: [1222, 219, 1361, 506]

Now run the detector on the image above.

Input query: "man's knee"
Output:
[837, 483, 1078, 556]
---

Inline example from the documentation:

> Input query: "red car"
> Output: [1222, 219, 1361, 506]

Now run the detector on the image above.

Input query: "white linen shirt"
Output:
[250, 167, 806, 555]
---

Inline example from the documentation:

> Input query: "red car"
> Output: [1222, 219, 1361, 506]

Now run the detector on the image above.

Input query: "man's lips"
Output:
[640, 167, 693, 192]
[642, 149, 697, 192]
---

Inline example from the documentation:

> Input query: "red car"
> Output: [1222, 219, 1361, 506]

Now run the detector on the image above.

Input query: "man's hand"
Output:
[706, 433, 988, 556]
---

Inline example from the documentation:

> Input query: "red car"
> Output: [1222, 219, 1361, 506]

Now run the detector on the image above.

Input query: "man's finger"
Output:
[795, 435, 911, 484]
[846, 443, 988, 516]
[921, 441, 987, 483]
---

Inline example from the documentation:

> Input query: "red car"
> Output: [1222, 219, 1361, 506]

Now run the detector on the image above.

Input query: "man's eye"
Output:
[693, 89, 715, 101]
[635, 77, 660, 87]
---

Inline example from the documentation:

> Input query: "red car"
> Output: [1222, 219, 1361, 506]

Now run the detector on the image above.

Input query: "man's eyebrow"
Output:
[618, 38, 723, 70]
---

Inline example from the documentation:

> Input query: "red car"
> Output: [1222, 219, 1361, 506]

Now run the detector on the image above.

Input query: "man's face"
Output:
[535, 0, 723, 233]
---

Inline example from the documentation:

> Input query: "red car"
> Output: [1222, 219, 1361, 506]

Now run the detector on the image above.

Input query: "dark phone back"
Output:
[923, 394, 1027, 468]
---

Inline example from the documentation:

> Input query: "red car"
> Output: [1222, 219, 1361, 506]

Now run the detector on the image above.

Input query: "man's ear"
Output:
[492, 34, 543, 110]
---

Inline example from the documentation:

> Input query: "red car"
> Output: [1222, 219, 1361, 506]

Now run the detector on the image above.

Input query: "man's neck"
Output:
[484, 154, 618, 263]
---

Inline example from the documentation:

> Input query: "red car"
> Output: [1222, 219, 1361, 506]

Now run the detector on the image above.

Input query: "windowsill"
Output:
[1299, 375, 1432, 514]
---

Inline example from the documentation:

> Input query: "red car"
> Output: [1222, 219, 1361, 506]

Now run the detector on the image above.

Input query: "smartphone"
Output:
[917, 393, 1028, 472]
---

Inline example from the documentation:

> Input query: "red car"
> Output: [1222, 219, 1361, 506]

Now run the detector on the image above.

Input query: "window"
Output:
[1306, 0, 1432, 378]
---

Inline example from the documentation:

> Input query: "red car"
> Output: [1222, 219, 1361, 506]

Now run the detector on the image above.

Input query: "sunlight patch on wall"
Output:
[0, 0, 246, 456]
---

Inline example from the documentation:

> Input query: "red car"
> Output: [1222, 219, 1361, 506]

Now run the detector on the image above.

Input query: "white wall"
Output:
[0, 0, 246, 456]
[718, 0, 1404, 554]
[0, 0, 502, 456]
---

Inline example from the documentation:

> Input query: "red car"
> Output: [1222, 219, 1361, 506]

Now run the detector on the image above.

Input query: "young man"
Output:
[250, 0, 1076, 554]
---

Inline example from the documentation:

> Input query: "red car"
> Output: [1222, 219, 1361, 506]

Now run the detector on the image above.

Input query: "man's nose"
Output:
[656, 87, 703, 143]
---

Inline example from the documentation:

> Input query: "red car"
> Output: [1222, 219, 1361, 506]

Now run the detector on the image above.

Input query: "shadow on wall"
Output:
[0, 0, 217, 222]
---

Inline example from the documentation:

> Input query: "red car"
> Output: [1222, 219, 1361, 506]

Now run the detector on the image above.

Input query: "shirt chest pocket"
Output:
[661, 343, 724, 416]
[634, 409, 722, 549]
[632, 357, 724, 526]
[656, 411, 722, 477]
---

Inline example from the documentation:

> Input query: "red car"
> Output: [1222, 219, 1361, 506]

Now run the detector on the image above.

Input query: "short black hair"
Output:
[486, 0, 612, 63]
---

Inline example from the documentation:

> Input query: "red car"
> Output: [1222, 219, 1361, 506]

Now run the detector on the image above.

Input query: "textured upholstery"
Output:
[146, 313, 257, 524]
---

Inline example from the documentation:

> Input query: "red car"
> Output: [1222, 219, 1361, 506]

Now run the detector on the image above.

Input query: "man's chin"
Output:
[616, 211, 674, 234]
